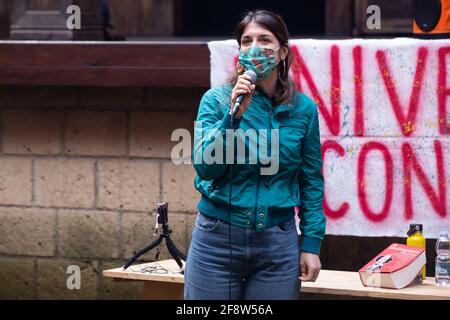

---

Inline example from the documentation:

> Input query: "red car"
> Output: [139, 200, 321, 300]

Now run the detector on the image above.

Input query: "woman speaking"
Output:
[184, 9, 326, 300]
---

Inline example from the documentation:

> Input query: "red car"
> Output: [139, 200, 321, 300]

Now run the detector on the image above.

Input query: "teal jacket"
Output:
[192, 83, 326, 254]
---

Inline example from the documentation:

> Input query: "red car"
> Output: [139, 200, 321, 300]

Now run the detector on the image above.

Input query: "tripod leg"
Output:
[166, 238, 185, 270]
[166, 236, 187, 261]
[122, 235, 163, 269]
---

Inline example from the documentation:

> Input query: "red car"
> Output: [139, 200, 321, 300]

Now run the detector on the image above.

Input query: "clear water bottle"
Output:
[435, 231, 450, 286]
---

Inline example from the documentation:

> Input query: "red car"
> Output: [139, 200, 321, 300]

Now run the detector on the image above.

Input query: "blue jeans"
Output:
[184, 212, 301, 300]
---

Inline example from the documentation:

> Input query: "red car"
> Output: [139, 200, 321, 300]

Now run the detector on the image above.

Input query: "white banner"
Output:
[207, 38, 450, 238]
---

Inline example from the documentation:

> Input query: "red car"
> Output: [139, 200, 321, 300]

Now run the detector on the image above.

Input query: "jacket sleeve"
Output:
[298, 102, 326, 255]
[192, 89, 242, 181]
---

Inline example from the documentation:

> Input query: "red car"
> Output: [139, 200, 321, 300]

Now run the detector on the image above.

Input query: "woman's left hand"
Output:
[299, 252, 322, 282]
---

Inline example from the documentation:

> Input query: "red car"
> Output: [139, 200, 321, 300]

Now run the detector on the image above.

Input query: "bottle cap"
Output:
[407, 223, 423, 237]
[440, 231, 448, 238]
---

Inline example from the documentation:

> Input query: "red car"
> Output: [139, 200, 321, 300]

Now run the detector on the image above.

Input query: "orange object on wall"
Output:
[413, 0, 450, 37]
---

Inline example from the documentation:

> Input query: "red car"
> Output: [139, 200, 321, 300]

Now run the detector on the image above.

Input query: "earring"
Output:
[279, 59, 286, 78]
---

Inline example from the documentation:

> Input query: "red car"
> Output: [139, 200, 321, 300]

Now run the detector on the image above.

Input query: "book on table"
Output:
[359, 243, 426, 289]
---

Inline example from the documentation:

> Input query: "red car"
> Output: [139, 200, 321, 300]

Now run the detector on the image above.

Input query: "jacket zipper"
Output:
[254, 106, 272, 217]
[254, 174, 261, 218]
[268, 107, 272, 157]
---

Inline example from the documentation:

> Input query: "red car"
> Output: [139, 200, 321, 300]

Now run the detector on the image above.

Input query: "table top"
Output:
[103, 259, 185, 284]
[103, 259, 450, 300]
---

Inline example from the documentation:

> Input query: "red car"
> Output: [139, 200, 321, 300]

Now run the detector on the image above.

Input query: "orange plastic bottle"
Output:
[407, 224, 426, 281]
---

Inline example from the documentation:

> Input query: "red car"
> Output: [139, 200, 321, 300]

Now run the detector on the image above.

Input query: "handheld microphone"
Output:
[229, 70, 257, 118]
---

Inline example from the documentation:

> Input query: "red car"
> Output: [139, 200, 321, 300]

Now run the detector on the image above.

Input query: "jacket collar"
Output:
[273, 104, 292, 117]
[254, 86, 293, 118]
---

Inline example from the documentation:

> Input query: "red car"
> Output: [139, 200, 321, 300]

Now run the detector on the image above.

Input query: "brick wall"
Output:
[0, 85, 206, 299]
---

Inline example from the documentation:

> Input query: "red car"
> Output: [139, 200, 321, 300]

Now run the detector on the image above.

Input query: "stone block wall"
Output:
[0, 85, 206, 299]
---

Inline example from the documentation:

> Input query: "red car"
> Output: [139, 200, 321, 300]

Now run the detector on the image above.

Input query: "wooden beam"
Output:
[0, 41, 211, 87]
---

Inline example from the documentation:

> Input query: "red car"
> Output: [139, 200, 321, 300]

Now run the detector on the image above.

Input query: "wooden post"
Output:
[0, 0, 10, 39]
[9, 0, 103, 40]
[325, 0, 354, 37]
[353, 0, 413, 36]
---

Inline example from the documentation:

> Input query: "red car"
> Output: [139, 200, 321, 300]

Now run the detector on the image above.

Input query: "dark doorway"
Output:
[178, 0, 326, 37]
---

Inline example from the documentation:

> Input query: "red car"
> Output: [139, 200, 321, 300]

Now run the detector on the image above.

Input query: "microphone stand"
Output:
[122, 202, 186, 273]
[226, 75, 254, 299]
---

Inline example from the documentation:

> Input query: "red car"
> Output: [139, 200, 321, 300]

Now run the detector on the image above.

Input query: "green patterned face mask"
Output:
[238, 46, 281, 80]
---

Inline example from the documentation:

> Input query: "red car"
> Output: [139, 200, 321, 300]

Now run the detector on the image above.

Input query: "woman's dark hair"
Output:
[232, 9, 296, 106]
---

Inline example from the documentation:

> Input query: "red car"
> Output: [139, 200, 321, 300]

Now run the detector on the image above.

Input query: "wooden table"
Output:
[103, 259, 450, 300]
[103, 259, 185, 300]
[301, 270, 450, 300]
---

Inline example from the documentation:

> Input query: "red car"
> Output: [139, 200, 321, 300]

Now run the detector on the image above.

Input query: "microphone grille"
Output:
[244, 70, 257, 83]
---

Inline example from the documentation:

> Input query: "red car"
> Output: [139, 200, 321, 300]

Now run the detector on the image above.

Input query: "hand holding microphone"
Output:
[230, 70, 257, 119]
